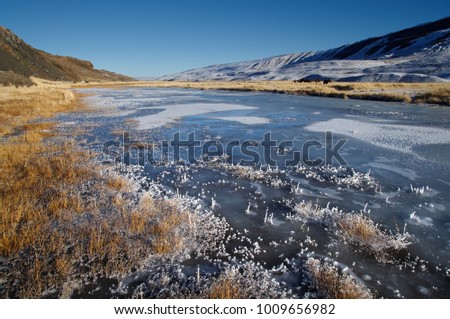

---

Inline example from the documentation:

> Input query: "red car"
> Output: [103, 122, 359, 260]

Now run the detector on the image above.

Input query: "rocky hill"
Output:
[0, 26, 134, 85]
[160, 17, 450, 82]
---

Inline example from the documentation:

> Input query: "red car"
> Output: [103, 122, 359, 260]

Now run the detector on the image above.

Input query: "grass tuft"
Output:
[337, 213, 410, 262]
[289, 201, 410, 262]
[306, 258, 373, 299]
[207, 270, 243, 299]
[413, 87, 450, 106]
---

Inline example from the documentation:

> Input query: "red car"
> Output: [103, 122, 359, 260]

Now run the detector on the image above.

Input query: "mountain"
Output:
[160, 17, 450, 82]
[0, 26, 134, 85]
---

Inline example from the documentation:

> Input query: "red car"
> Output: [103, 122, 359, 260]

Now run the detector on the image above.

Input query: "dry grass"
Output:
[0, 84, 78, 136]
[203, 264, 284, 299]
[306, 258, 373, 299]
[290, 201, 410, 262]
[123, 118, 140, 126]
[413, 87, 450, 105]
[106, 173, 131, 191]
[0, 141, 192, 297]
[0, 85, 89, 256]
[0, 134, 99, 297]
[126, 195, 192, 254]
[338, 213, 381, 243]
[0, 84, 194, 298]
[0, 140, 91, 256]
[337, 213, 410, 262]
[207, 270, 243, 299]
[72, 80, 450, 106]
[292, 201, 327, 222]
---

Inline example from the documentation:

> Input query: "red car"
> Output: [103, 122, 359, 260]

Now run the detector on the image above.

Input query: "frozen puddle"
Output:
[135, 103, 257, 130]
[306, 118, 450, 156]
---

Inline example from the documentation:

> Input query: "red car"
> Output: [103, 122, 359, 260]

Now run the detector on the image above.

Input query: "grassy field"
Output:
[72, 80, 450, 106]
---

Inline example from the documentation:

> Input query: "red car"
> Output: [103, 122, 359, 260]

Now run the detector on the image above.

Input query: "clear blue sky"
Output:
[1, 0, 449, 77]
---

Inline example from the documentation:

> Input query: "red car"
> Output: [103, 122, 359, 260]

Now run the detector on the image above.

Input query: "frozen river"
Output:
[60, 87, 450, 298]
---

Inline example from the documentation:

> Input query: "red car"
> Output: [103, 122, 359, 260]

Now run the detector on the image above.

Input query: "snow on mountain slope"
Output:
[159, 17, 450, 82]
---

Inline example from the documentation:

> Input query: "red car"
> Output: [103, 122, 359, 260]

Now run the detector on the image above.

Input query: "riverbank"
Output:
[72, 80, 450, 106]
[0, 84, 297, 298]
[0, 84, 232, 298]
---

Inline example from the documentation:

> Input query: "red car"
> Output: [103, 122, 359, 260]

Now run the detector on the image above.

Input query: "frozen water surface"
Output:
[61, 88, 450, 298]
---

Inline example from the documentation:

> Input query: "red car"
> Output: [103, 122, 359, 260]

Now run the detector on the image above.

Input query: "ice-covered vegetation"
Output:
[306, 258, 373, 299]
[286, 200, 411, 262]
[122, 261, 288, 299]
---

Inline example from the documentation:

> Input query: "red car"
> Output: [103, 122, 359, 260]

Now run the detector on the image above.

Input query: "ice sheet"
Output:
[136, 103, 256, 130]
[211, 116, 270, 125]
[306, 118, 450, 156]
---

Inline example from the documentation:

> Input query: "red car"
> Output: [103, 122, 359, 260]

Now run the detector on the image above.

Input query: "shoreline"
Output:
[71, 80, 450, 106]
[0, 85, 294, 298]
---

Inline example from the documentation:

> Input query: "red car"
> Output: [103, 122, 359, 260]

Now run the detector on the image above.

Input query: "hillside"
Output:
[160, 17, 450, 82]
[0, 26, 134, 85]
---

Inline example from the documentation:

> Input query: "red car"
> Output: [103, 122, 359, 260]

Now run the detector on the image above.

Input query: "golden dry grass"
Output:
[291, 201, 410, 262]
[413, 87, 450, 105]
[126, 194, 192, 254]
[306, 258, 373, 299]
[0, 140, 91, 256]
[72, 80, 450, 106]
[0, 140, 191, 297]
[338, 213, 380, 243]
[0, 84, 78, 136]
[0, 84, 193, 298]
[337, 213, 409, 262]
[106, 173, 131, 191]
[208, 271, 243, 299]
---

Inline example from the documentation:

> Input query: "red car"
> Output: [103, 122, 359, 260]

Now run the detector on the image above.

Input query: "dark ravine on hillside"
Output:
[160, 16, 450, 82]
[0, 26, 134, 85]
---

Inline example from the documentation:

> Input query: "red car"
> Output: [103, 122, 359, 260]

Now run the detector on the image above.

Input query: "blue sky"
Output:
[1, 0, 449, 77]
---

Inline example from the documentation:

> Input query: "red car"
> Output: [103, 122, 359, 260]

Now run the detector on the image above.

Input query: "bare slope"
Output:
[0, 26, 134, 85]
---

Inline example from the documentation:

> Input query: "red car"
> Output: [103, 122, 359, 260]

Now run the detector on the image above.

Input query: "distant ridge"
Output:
[0, 26, 134, 85]
[160, 17, 450, 82]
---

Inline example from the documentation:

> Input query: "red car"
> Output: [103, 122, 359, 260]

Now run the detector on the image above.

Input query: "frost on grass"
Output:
[202, 158, 379, 193]
[125, 261, 288, 299]
[1, 158, 229, 298]
[207, 262, 288, 299]
[305, 258, 373, 299]
[287, 200, 411, 263]
[292, 165, 379, 192]
[337, 213, 410, 263]
[287, 200, 336, 225]
[203, 158, 268, 182]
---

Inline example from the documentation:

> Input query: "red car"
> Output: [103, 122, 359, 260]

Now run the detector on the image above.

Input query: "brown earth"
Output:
[0, 26, 134, 85]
